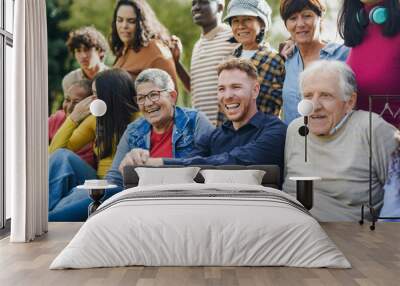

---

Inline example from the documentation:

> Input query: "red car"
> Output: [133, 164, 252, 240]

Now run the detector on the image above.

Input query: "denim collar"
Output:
[139, 106, 190, 138]
[292, 42, 342, 57]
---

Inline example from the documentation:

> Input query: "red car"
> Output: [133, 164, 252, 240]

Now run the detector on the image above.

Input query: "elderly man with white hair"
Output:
[283, 60, 398, 221]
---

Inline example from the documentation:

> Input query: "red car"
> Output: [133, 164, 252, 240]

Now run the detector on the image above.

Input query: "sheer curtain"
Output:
[8, 0, 48, 242]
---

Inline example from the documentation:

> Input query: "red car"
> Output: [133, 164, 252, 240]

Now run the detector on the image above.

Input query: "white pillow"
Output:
[135, 167, 201, 186]
[200, 169, 266, 185]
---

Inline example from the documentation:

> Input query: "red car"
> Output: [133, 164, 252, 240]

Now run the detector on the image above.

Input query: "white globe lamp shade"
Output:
[90, 99, 107, 117]
[297, 99, 314, 116]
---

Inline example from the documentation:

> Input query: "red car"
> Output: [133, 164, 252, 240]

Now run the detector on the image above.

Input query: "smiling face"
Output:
[63, 84, 90, 115]
[285, 9, 321, 45]
[217, 69, 259, 129]
[136, 81, 177, 132]
[231, 15, 263, 50]
[74, 45, 101, 71]
[191, 0, 221, 32]
[116, 4, 137, 48]
[302, 72, 356, 136]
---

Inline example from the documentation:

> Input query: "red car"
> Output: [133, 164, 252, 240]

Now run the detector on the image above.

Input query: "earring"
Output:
[255, 28, 265, 44]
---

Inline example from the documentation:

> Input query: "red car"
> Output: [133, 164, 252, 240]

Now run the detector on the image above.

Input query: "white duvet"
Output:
[50, 183, 351, 269]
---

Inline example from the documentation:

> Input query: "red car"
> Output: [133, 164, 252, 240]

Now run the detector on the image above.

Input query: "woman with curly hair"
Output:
[338, 0, 400, 126]
[111, 0, 178, 88]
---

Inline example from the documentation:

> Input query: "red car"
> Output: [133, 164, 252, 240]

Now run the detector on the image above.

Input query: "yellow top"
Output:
[49, 113, 140, 178]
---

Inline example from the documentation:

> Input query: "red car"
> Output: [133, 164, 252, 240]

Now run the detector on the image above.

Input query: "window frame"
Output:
[0, 0, 14, 231]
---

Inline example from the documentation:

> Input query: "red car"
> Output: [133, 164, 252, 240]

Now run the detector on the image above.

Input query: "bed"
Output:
[50, 165, 350, 269]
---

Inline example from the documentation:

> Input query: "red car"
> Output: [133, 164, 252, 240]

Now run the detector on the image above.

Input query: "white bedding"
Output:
[50, 183, 351, 269]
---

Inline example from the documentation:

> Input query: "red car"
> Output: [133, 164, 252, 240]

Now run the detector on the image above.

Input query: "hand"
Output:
[279, 39, 295, 60]
[69, 95, 96, 124]
[118, 148, 150, 174]
[395, 130, 400, 142]
[169, 35, 183, 64]
[144, 157, 164, 166]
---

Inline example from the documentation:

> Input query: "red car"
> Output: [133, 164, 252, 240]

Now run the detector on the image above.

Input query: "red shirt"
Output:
[150, 124, 173, 158]
[48, 109, 96, 168]
[48, 110, 67, 142]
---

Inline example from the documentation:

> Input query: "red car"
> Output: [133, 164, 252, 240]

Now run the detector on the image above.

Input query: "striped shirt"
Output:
[191, 24, 238, 125]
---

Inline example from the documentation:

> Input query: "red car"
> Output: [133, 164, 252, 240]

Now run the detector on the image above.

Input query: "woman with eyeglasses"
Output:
[220, 0, 285, 125]
[48, 68, 140, 221]
[105, 68, 214, 184]
[111, 0, 178, 88]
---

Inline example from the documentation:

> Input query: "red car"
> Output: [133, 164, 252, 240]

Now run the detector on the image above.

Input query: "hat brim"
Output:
[76, 184, 118, 190]
[223, 8, 259, 23]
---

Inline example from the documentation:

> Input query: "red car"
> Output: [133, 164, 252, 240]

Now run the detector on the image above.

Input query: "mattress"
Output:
[50, 183, 351, 269]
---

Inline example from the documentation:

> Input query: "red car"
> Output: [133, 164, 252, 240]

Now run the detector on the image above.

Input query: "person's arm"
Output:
[164, 122, 287, 167]
[194, 111, 215, 143]
[175, 61, 191, 91]
[265, 55, 286, 116]
[105, 128, 132, 188]
[169, 35, 191, 91]
[372, 117, 399, 184]
[49, 115, 96, 154]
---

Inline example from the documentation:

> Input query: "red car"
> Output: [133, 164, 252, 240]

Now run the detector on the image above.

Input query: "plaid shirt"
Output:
[217, 43, 285, 126]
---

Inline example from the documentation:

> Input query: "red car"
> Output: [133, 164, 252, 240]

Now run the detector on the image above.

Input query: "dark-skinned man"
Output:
[172, 0, 238, 126]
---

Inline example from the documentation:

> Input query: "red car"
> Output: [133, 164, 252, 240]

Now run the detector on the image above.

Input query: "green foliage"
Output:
[47, 0, 283, 111]
[47, 0, 72, 114]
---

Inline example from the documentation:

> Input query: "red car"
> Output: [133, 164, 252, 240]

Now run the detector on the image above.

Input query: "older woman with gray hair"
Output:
[219, 0, 285, 125]
[283, 60, 398, 222]
[105, 68, 214, 187]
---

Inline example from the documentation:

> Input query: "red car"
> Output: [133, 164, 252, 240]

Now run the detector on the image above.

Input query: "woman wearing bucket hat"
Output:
[219, 0, 285, 125]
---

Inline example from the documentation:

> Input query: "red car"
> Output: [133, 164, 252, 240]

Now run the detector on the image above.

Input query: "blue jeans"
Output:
[48, 149, 121, 221]
[380, 150, 400, 222]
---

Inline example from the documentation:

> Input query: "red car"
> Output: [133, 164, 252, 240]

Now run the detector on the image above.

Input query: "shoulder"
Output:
[148, 39, 173, 60]
[287, 117, 303, 133]
[258, 45, 284, 61]
[175, 106, 201, 124]
[254, 45, 285, 68]
[177, 106, 199, 116]
[52, 109, 66, 118]
[217, 24, 234, 38]
[347, 110, 396, 134]
[126, 116, 148, 131]
[323, 42, 350, 60]
[259, 113, 287, 132]
[62, 69, 82, 90]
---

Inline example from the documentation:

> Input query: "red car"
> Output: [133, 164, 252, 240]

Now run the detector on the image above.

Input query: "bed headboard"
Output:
[123, 165, 281, 190]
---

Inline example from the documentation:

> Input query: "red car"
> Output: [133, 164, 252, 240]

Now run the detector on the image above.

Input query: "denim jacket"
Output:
[106, 106, 214, 187]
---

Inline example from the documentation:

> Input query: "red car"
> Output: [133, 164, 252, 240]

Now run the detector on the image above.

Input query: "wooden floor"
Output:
[0, 222, 399, 286]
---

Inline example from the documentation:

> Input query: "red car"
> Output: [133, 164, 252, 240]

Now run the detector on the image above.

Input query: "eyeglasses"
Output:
[136, 89, 168, 105]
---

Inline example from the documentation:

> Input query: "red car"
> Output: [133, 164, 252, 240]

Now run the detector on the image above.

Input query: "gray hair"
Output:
[299, 60, 357, 102]
[135, 68, 175, 91]
[67, 79, 92, 98]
